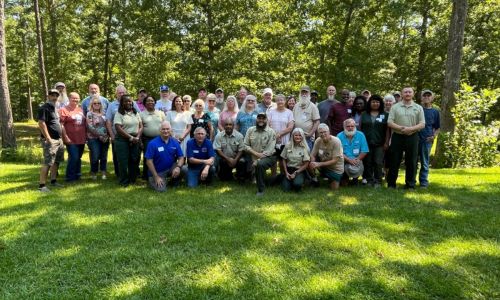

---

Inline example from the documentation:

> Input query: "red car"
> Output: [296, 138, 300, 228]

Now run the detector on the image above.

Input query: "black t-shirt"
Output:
[37, 102, 62, 139]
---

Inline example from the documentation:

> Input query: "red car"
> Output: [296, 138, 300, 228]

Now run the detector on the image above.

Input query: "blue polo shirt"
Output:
[145, 136, 183, 175]
[186, 138, 215, 170]
[419, 107, 440, 142]
[337, 131, 369, 159]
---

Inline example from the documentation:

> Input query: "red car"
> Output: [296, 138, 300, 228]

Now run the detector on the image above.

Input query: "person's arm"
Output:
[38, 120, 52, 143]
[146, 159, 165, 188]
[308, 119, 320, 138]
[106, 119, 115, 141]
[208, 120, 214, 141]
[384, 126, 391, 150]
[182, 124, 191, 142]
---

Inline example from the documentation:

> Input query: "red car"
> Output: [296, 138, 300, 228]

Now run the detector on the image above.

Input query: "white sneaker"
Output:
[38, 186, 50, 192]
[102, 175, 107, 180]
[361, 179, 368, 185]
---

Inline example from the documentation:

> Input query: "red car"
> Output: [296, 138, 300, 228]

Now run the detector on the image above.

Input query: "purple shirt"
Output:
[328, 102, 352, 136]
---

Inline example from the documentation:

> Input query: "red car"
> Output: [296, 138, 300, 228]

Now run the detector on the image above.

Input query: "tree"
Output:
[0, 0, 16, 148]
[34, 0, 48, 97]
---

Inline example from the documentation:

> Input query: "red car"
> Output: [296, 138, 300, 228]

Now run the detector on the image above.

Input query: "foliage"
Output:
[438, 83, 499, 168]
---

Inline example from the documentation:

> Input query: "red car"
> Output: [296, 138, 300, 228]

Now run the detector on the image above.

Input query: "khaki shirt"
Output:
[388, 101, 425, 134]
[244, 126, 276, 159]
[140, 110, 165, 137]
[281, 143, 310, 168]
[213, 130, 244, 158]
[311, 136, 344, 174]
[293, 103, 320, 133]
[114, 111, 141, 135]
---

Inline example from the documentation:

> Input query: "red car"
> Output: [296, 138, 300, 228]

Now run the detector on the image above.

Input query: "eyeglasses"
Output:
[195, 104, 203, 107]
[93, 103, 101, 105]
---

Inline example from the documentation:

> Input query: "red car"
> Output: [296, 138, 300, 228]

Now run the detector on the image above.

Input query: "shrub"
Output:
[0, 142, 43, 164]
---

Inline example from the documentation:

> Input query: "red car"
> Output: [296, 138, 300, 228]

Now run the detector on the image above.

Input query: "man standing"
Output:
[186, 127, 216, 187]
[215, 88, 225, 111]
[418, 89, 440, 188]
[309, 123, 344, 190]
[155, 85, 172, 115]
[213, 118, 245, 181]
[387, 87, 425, 189]
[293, 86, 320, 150]
[310, 90, 319, 105]
[38, 89, 65, 192]
[54, 82, 69, 109]
[318, 85, 339, 124]
[81, 84, 109, 116]
[393, 91, 401, 102]
[244, 112, 276, 196]
[327, 89, 352, 136]
[257, 88, 277, 113]
[145, 121, 184, 192]
[337, 118, 369, 186]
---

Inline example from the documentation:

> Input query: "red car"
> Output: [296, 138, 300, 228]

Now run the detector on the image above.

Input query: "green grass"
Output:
[0, 123, 499, 299]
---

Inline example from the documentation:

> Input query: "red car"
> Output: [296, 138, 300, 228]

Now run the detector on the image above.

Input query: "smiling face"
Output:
[68, 93, 80, 107]
[293, 131, 303, 144]
[145, 97, 155, 111]
[159, 122, 172, 139]
[318, 127, 330, 142]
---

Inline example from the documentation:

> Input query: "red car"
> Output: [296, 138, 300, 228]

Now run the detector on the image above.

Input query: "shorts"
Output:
[41, 138, 64, 166]
[319, 167, 342, 182]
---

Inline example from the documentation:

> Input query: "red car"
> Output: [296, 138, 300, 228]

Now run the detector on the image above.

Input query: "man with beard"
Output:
[257, 87, 277, 113]
[155, 85, 172, 115]
[54, 82, 69, 109]
[327, 89, 352, 136]
[337, 118, 369, 186]
[318, 85, 339, 124]
[309, 123, 344, 190]
[293, 86, 320, 150]
[237, 87, 248, 108]
[244, 112, 276, 196]
[215, 88, 225, 111]
[387, 87, 425, 189]
[213, 118, 245, 181]
[81, 84, 110, 116]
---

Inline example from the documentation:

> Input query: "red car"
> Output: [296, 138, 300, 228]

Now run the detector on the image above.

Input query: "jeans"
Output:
[282, 166, 305, 192]
[66, 144, 85, 181]
[114, 136, 140, 186]
[418, 140, 432, 186]
[187, 165, 215, 188]
[87, 138, 109, 173]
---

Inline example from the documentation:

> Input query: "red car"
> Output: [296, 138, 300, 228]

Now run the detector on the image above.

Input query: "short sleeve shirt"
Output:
[281, 143, 310, 168]
[186, 138, 216, 170]
[59, 106, 86, 144]
[190, 113, 212, 138]
[37, 102, 62, 139]
[236, 110, 258, 137]
[419, 107, 440, 141]
[388, 101, 425, 134]
[213, 130, 245, 158]
[145, 136, 183, 175]
[244, 126, 276, 159]
[114, 111, 141, 135]
[267, 108, 294, 146]
[293, 103, 320, 133]
[337, 131, 369, 159]
[311, 136, 344, 173]
[140, 110, 165, 137]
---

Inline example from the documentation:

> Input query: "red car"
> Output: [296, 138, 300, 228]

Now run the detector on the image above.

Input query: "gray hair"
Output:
[383, 94, 395, 103]
[194, 127, 207, 135]
[318, 123, 329, 132]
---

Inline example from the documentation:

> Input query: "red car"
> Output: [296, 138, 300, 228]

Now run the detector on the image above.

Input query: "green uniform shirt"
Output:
[213, 130, 244, 159]
[114, 111, 141, 135]
[140, 110, 165, 137]
[281, 143, 310, 168]
[311, 135, 344, 174]
[244, 126, 276, 160]
[388, 101, 425, 134]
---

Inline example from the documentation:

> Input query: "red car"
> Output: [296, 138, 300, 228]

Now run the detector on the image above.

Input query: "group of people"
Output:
[37, 82, 440, 195]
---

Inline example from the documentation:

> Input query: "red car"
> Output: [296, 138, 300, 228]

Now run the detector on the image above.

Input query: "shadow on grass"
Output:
[0, 165, 499, 298]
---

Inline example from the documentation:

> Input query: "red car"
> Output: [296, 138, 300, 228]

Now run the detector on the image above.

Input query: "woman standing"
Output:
[206, 93, 221, 139]
[280, 128, 310, 192]
[286, 95, 296, 111]
[140, 96, 165, 179]
[360, 95, 389, 187]
[86, 95, 110, 180]
[114, 94, 143, 186]
[235, 95, 258, 137]
[60, 92, 86, 182]
[218, 95, 239, 132]
[267, 94, 294, 175]
[182, 95, 195, 114]
[190, 99, 213, 140]
[166, 95, 192, 155]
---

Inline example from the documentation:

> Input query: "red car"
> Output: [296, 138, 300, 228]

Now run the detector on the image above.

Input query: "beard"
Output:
[57, 92, 69, 104]
[328, 95, 335, 101]
[216, 97, 224, 103]
[344, 128, 356, 137]
[256, 122, 266, 130]
[299, 95, 311, 107]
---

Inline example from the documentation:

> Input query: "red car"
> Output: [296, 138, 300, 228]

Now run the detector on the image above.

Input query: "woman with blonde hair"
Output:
[218, 95, 239, 132]
[166, 95, 193, 154]
[235, 95, 258, 137]
[86, 95, 110, 180]
[280, 127, 310, 192]
[190, 99, 213, 140]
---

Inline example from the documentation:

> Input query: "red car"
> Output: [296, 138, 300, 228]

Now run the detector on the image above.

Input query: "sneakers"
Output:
[102, 174, 107, 180]
[50, 182, 64, 187]
[361, 178, 368, 185]
[38, 186, 50, 192]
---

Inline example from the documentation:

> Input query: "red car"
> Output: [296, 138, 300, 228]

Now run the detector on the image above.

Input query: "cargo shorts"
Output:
[41, 138, 64, 166]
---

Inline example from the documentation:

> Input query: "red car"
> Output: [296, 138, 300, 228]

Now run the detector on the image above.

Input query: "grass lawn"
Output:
[0, 124, 499, 299]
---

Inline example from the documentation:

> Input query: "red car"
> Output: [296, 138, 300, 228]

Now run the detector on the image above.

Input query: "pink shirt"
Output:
[218, 111, 238, 129]
[267, 108, 294, 146]
[60, 106, 87, 144]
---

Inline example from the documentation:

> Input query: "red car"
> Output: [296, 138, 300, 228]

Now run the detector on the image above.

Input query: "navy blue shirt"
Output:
[419, 107, 440, 141]
[186, 138, 215, 170]
[145, 136, 183, 175]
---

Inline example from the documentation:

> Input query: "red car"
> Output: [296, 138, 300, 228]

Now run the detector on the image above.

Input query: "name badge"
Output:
[319, 149, 324, 155]
[158, 147, 164, 152]
[199, 119, 204, 123]
[376, 118, 382, 122]
[302, 114, 307, 121]
[347, 109, 352, 114]
[353, 149, 360, 155]
[380, 115, 385, 119]
[193, 150, 199, 154]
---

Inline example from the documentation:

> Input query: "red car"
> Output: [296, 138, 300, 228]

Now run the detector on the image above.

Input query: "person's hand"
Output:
[227, 158, 236, 168]
[352, 158, 361, 166]
[383, 143, 389, 151]
[310, 162, 320, 169]
[45, 138, 53, 145]
[154, 176, 165, 188]
[426, 135, 435, 143]
[172, 166, 181, 178]
[206, 157, 215, 165]
[131, 137, 140, 144]
[201, 167, 209, 181]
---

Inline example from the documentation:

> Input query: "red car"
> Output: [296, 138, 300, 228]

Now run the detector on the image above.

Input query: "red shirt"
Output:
[60, 106, 87, 144]
[328, 102, 352, 136]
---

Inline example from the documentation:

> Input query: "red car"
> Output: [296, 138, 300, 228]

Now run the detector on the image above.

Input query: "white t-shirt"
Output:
[267, 108, 294, 146]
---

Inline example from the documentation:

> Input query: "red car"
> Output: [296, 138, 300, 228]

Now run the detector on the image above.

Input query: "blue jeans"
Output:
[66, 144, 85, 181]
[187, 165, 215, 188]
[418, 140, 432, 186]
[87, 138, 109, 173]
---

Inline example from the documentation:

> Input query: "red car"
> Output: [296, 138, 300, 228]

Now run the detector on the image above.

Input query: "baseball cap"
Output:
[311, 90, 319, 95]
[54, 82, 65, 88]
[393, 91, 401, 96]
[300, 86, 310, 92]
[345, 163, 364, 178]
[262, 87, 273, 95]
[257, 112, 267, 118]
[48, 89, 60, 96]
[421, 89, 433, 96]
[159, 85, 169, 92]
[215, 88, 223, 93]
[138, 87, 147, 93]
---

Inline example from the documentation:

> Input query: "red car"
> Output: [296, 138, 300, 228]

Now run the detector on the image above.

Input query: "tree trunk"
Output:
[434, 0, 468, 168]
[34, 0, 49, 97]
[0, 0, 17, 148]
[45, 0, 60, 81]
[334, 0, 356, 83]
[103, 0, 114, 99]
[415, 0, 430, 102]
[21, 19, 33, 120]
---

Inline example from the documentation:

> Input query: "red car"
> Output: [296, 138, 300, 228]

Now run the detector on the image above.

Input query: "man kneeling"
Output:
[213, 118, 245, 181]
[186, 127, 216, 187]
[145, 121, 184, 192]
